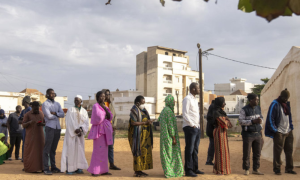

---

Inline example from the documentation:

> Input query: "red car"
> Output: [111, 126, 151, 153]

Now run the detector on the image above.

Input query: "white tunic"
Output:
[61, 107, 89, 172]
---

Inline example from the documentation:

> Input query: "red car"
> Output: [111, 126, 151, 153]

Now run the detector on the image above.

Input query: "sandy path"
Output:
[1, 137, 299, 180]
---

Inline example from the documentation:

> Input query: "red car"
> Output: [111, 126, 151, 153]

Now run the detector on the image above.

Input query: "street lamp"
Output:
[197, 43, 213, 139]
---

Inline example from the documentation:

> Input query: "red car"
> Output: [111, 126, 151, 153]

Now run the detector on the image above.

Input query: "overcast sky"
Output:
[0, 0, 299, 107]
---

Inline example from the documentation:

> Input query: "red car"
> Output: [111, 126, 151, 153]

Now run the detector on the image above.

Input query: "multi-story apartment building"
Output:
[136, 46, 202, 118]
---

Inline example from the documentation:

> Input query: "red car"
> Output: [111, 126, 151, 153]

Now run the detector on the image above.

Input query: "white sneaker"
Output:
[253, 170, 264, 175]
[244, 170, 250, 175]
[8, 158, 12, 161]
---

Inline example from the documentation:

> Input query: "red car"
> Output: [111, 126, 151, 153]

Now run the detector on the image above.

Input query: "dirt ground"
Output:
[1, 136, 299, 180]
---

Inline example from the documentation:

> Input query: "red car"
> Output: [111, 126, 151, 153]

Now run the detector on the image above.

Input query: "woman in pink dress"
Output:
[87, 91, 113, 176]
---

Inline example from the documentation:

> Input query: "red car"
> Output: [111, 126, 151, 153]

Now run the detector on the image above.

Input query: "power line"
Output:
[207, 53, 276, 70]
[4, 75, 93, 95]
[3, 72, 99, 89]
[0, 73, 18, 92]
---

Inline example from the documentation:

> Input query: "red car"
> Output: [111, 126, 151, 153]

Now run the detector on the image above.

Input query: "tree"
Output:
[238, 0, 300, 22]
[159, 0, 300, 22]
[104, 1, 300, 22]
[251, 78, 269, 105]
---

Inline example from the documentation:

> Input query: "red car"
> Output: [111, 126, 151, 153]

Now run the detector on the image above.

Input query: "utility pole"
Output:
[176, 90, 179, 115]
[198, 44, 204, 139]
[197, 43, 213, 139]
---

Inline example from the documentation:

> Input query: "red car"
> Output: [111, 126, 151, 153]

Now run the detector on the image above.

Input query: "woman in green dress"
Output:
[158, 95, 184, 178]
[128, 95, 154, 177]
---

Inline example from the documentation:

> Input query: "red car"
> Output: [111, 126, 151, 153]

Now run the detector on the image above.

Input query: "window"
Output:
[173, 53, 176, 56]
[176, 77, 180, 83]
[165, 52, 168, 55]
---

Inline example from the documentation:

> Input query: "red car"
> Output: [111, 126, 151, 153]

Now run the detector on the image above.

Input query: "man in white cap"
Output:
[61, 95, 89, 175]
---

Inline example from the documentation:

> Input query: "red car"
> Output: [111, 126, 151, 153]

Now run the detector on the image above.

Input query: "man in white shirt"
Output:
[182, 83, 204, 177]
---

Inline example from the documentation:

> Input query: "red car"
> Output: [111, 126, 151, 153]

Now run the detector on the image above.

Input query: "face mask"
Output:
[139, 105, 145, 110]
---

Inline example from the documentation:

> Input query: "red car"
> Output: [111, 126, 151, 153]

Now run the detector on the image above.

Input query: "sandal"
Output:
[110, 165, 121, 170]
[141, 172, 149, 176]
[101, 172, 112, 175]
[134, 172, 147, 177]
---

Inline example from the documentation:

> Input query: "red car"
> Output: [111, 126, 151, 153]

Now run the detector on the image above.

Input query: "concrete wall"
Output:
[0, 91, 67, 117]
[244, 82, 255, 93]
[214, 83, 232, 95]
[136, 52, 147, 95]
[111, 90, 156, 128]
[0, 96, 20, 114]
[215, 78, 255, 96]
[223, 95, 247, 114]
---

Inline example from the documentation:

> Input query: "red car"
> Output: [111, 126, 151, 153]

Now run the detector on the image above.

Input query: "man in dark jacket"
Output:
[265, 89, 296, 175]
[239, 93, 264, 176]
[205, 100, 215, 165]
[7, 105, 22, 161]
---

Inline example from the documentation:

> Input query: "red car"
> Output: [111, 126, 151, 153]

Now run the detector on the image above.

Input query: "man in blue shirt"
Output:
[42, 88, 64, 175]
[19, 96, 32, 162]
[265, 89, 296, 175]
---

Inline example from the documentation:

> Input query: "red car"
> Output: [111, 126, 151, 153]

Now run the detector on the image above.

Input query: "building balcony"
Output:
[163, 67, 173, 70]
[163, 80, 172, 84]
[163, 93, 172, 96]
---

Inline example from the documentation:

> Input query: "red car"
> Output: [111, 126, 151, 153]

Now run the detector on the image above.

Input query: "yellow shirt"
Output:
[105, 102, 109, 108]
[104, 102, 112, 124]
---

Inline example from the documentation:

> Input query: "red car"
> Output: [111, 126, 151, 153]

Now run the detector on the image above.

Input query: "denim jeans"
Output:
[108, 134, 115, 164]
[22, 129, 26, 160]
[43, 126, 61, 170]
[206, 136, 214, 163]
[183, 126, 201, 173]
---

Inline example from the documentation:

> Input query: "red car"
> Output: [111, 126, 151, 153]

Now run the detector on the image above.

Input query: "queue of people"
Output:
[0, 84, 297, 177]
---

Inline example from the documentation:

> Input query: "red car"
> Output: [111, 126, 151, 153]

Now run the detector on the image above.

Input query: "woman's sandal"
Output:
[101, 172, 112, 176]
[141, 172, 149, 176]
[134, 172, 147, 177]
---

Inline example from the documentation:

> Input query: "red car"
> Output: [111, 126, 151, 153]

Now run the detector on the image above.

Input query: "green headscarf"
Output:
[158, 95, 175, 123]
[164, 95, 175, 112]
[0, 133, 5, 141]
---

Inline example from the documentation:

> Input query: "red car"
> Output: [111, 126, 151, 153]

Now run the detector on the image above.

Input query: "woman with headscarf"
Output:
[87, 91, 113, 176]
[0, 133, 10, 165]
[158, 95, 184, 178]
[0, 109, 8, 143]
[213, 97, 232, 175]
[128, 95, 154, 177]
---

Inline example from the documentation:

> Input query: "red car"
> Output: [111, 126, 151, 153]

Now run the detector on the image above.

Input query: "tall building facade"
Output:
[136, 46, 202, 118]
